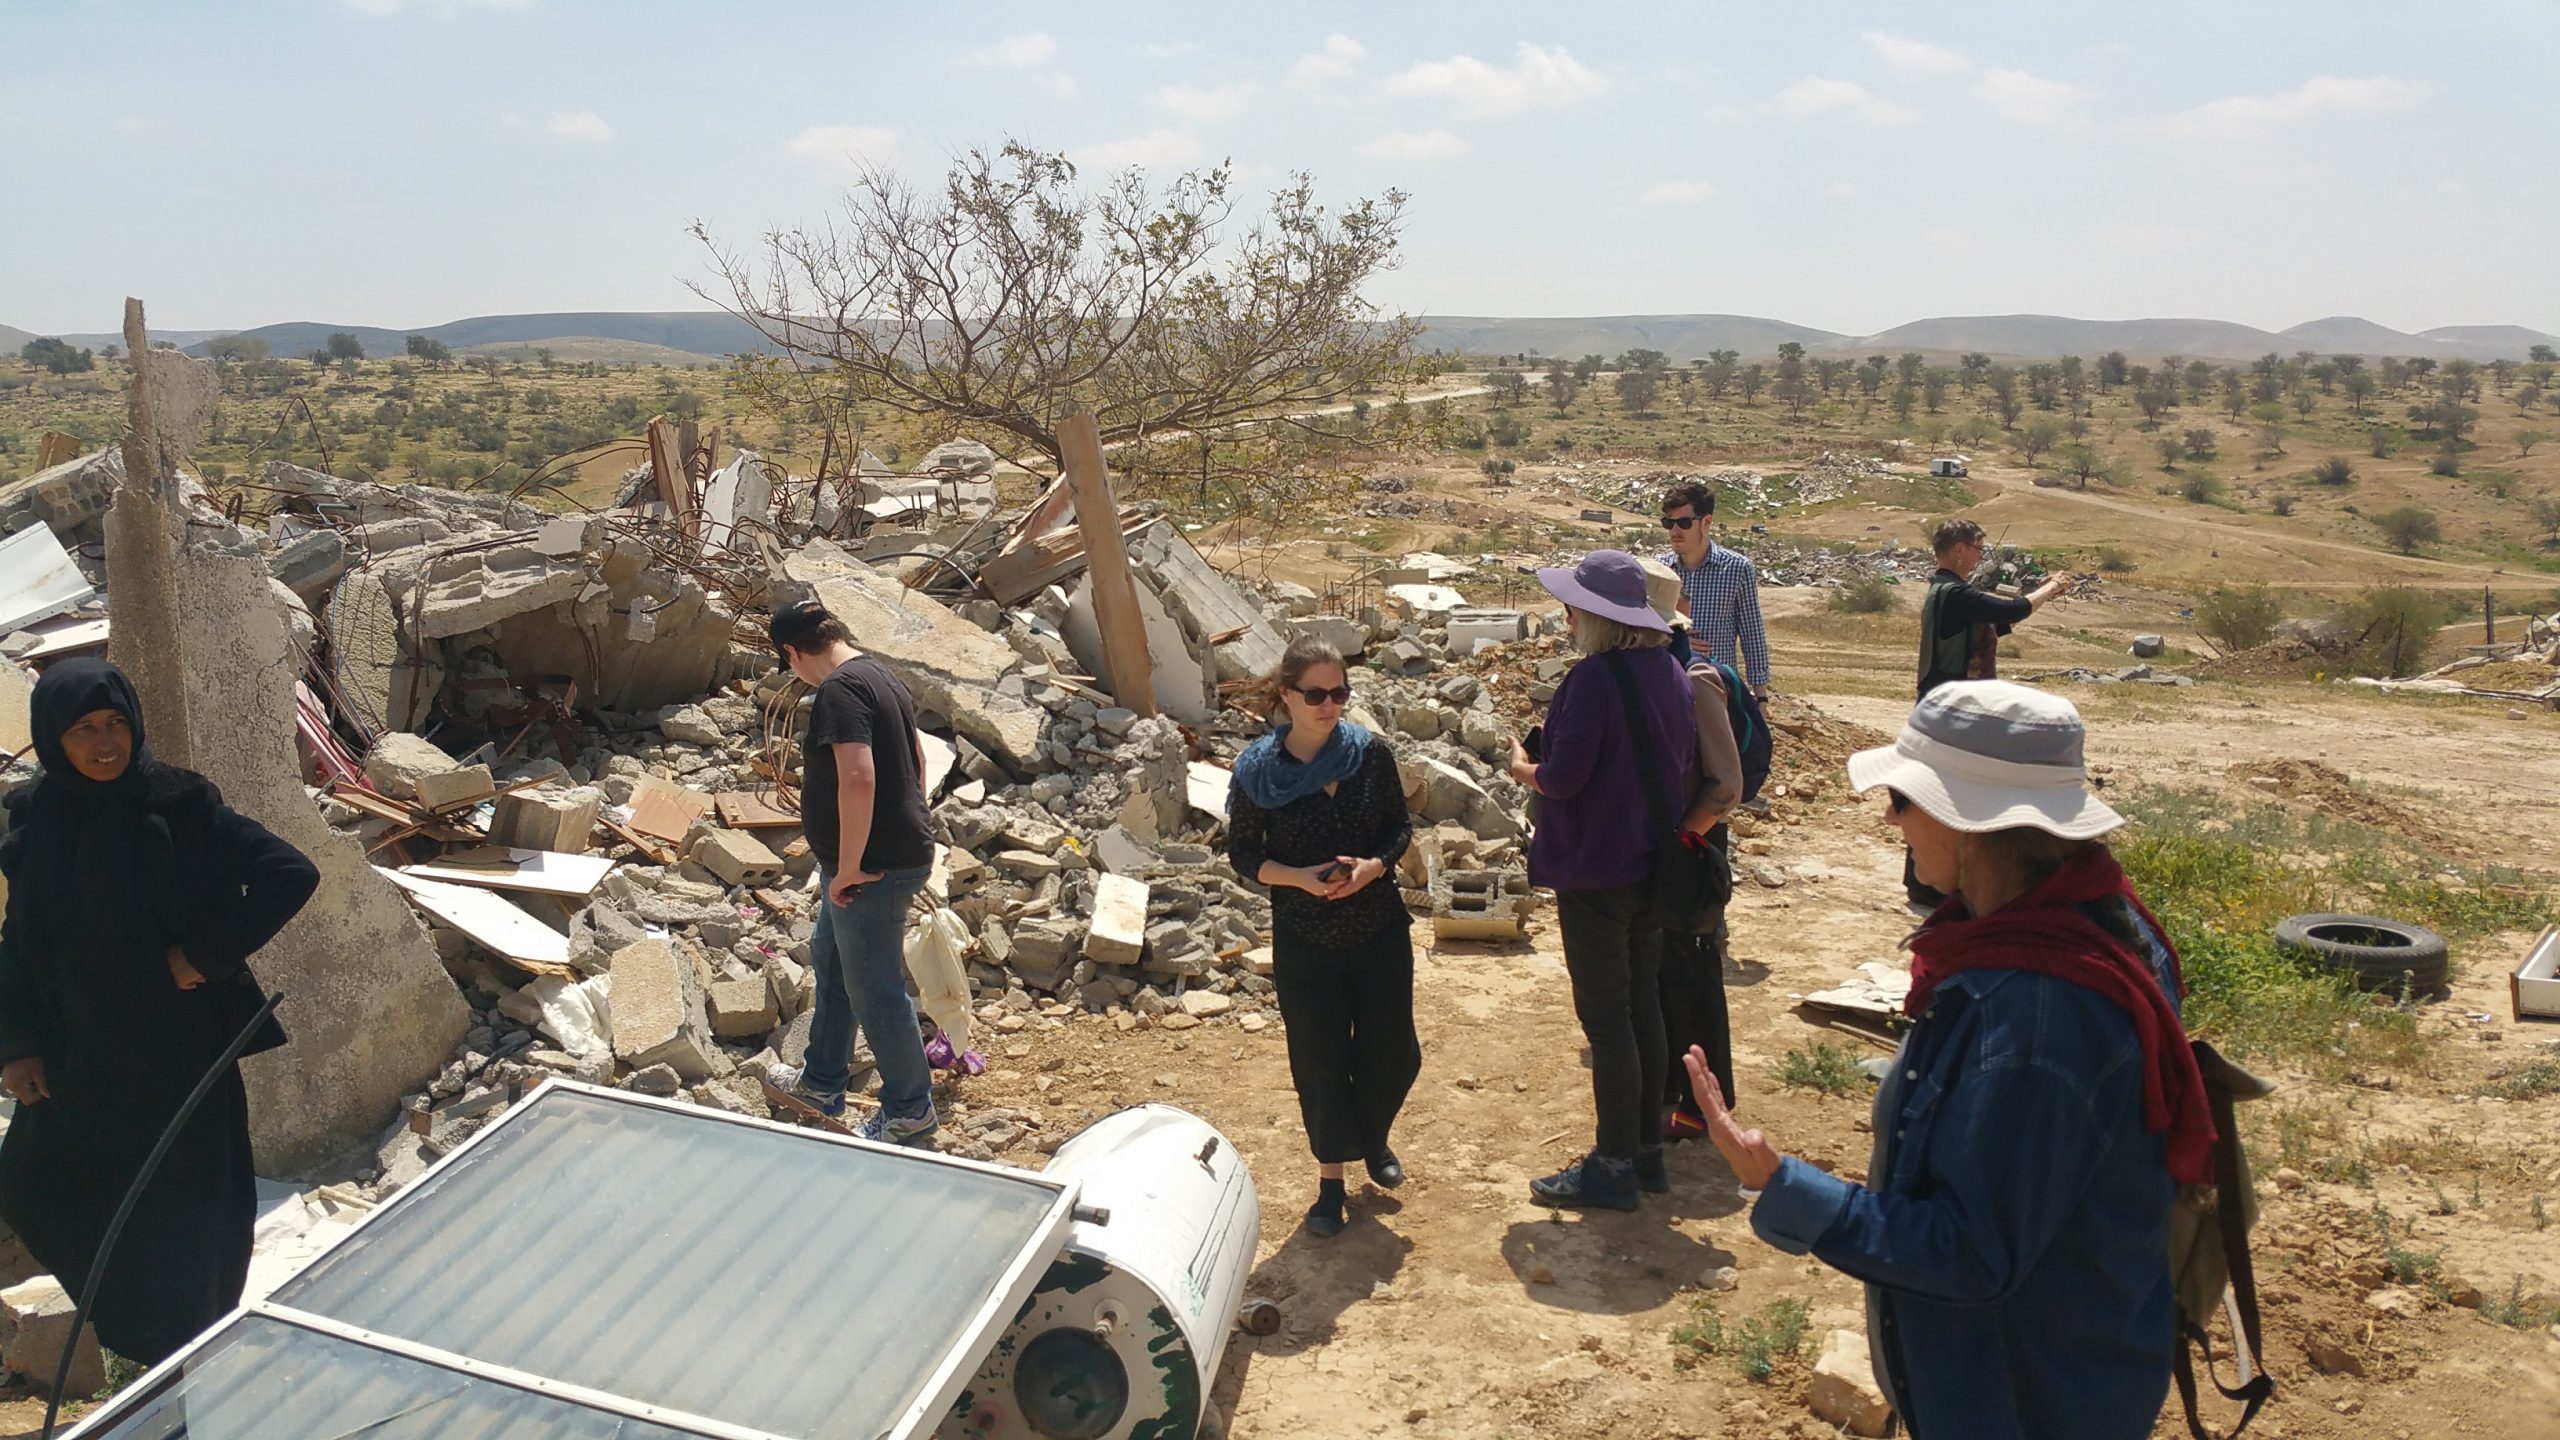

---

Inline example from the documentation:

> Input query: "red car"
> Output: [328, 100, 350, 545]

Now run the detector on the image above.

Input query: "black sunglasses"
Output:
[1660, 515, 1703, 531]
[1297, 685, 1353, 706]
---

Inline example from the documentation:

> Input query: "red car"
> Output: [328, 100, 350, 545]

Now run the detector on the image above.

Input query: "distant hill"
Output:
[0, 324, 39, 355]
[1418, 314, 1845, 361]
[11, 309, 2554, 368]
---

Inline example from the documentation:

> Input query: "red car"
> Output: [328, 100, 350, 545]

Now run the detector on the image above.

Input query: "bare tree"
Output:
[695, 143, 1430, 512]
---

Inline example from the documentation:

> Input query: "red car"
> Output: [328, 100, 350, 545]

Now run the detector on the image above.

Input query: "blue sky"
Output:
[4, 0, 2555, 337]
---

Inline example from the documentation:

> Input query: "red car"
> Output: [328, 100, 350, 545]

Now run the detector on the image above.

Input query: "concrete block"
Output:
[268, 526, 348, 601]
[1810, 1329, 1894, 1437]
[656, 703, 726, 747]
[363, 732, 462, 802]
[1381, 638, 1433, 677]
[1085, 873, 1149, 966]
[411, 763, 495, 812]
[2130, 634, 2167, 658]
[1283, 613, 1371, 658]
[488, 787, 600, 853]
[707, 976, 780, 1039]
[416, 554, 584, 639]
[0, 1275, 104, 1398]
[1178, 989, 1233, 1018]
[1008, 918, 1081, 993]
[1430, 869, 1531, 942]
[1090, 825, 1155, 875]
[1445, 607, 1527, 655]
[1401, 754, 1489, 824]
[607, 940, 716, 1081]
[690, 828, 784, 887]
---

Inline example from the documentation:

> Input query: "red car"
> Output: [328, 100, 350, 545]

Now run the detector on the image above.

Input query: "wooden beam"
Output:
[1057, 412, 1156, 719]
[643, 416, 689, 521]
[34, 431, 82, 470]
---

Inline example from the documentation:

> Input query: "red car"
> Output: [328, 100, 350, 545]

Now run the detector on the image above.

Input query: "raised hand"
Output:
[1686, 1044, 1781, 1189]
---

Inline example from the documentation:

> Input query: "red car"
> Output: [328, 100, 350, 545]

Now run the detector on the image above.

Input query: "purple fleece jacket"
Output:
[1527, 647, 1697, 891]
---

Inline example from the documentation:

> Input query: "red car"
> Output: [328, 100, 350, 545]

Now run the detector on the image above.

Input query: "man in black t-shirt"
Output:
[1904, 520, 2075, 907]
[761, 599, 940, 1146]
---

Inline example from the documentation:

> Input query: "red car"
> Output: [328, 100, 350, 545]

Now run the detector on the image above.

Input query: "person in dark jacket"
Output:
[1506, 551, 1697, 1212]
[1227, 635, 1417, 1238]
[0, 658, 319, 1364]
[1682, 681, 2205, 1439]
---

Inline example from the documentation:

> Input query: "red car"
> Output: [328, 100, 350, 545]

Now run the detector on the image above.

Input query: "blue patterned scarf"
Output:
[1232, 721, 1372, 810]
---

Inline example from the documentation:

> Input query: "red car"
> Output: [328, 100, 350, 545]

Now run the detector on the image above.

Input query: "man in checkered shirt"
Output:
[1659, 478, 1769, 700]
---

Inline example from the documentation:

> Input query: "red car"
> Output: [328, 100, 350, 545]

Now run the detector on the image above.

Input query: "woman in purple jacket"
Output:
[1507, 551, 1697, 1211]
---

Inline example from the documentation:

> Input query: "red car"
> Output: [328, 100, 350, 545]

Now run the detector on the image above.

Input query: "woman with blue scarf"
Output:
[1227, 635, 1417, 1238]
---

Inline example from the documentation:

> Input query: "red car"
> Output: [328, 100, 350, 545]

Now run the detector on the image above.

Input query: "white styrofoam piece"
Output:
[0, 523, 96, 637]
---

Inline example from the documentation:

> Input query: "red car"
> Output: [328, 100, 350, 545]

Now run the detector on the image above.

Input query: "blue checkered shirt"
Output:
[1665, 543, 1769, 689]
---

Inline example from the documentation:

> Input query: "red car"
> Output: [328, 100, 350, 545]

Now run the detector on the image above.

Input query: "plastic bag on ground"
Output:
[904, 907, 975, 1060]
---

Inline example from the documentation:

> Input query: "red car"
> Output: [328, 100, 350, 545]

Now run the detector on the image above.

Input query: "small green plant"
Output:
[1828, 573, 1897, 615]
[2479, 1275, 2560, 1330]
[1772, 1043, 1869, 1097]
[2430, 1182, 2460, 1216]
[2095, 544, 2136, 573]
[2313, 455, 2355, 486]
[2192, 584, 2283, 654]
[2370, 1207, 2444, 1287]
[2180, 472, 2225, 505]
[1669, 1297, 1814, 1381]
[2270, 494, 2295, 516]
[2532, 1194, 2548, 1232]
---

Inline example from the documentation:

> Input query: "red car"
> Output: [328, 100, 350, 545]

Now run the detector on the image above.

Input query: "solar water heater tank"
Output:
[939, 1105, 1261, 1440]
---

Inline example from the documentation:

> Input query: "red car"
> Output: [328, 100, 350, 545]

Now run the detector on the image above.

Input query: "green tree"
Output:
[1546, 374, 1577, 416]
[1737, 364, 1766, 405]
[2373, 506, 2440, 555]
[2183, 427, 2218, 460]
[1896, 351, 1925, 386]
[2096, 350, 2129, 390]
[1488, 369, 1528, 407]
[2313, 455, 2354, 486]
[2250, 402, 2287, 454]
[2529, 497, 2560, 542]
[2192, 584, 2282, 653]
[2156, 435, 2184, 470]
[2348, 587, 2439, 677]
[1487, 412, 1532, 448]
[325, 332, 366, 361]
[699, 142, 1429, 508]
[405, 334, 452, 366]
[2017, 415, 2064, 463]
[1616, 347, 1668, 374]
[2531, 344, 2558, 364]
[18, 338, 93, 374]
[1889, 382, 1917, 424]
[1922, 371, 1948, 414]
[1959, 352, 1991, 392]
[2057, 442, 2118, 490]
[1984, 366, 2023, 429]
[2519, 429, 2548, 458]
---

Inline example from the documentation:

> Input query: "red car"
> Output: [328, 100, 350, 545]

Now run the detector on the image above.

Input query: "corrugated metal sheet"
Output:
[262, 1086, 1072, 1440]
[86, 1315, 703, 1439]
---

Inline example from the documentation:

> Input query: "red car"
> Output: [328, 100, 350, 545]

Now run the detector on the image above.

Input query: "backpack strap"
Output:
[2176, 1050, 2274, 1440]
[1602, 653, 1676, 849]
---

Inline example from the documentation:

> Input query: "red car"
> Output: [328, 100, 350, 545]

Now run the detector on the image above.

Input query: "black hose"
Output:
[42, 989, 285, 1440]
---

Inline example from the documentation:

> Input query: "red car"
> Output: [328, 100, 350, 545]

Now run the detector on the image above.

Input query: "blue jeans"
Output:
[803, 865, 932, 1117]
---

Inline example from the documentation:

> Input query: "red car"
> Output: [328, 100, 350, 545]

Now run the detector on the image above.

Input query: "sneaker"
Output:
[1635, 1146, 1671, 1195]
[1529, 1152, 1640, 1212]
[858, 1103, 940, 1148]
[763, 1062, 846, 1118]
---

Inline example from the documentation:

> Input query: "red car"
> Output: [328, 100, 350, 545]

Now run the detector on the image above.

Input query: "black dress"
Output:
[0, 769, 317, 1363]
[1227, 736, 1421, 1164]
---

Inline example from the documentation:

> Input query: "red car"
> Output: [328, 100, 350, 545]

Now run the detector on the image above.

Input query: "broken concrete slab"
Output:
[0, 1275, 105, 1398]
[402, 847, 613, 900]
[268, 526, 348, 601]
[707, 976, 780, 1039]
[1007, 918, 1081, 993]
[776, 539, 1045, 775]
[1386, 582, 1467, 617]
[1810, 1329, 1894, 1437]
[362, 732, 462, 802]
[1445, 607, 1527, 655]
[107, 490, 466, 1174]
[1177, 989, 1233, 1018]
[1125, 519, 1288, 683]
[411, 762, 495, 812]
[0, 447, 120, 544]
[1090, 825, 1155, 875]
[607, 939, 716, 1080]
[415, 545, 585, 640]
[1085, 873, 1149, 966]
[1283, 613, 1371, 658]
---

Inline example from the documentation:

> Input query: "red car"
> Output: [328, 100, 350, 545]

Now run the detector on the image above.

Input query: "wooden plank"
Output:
[1057, 412, 1156, 718]
[401, 846, 614, 899]
[601, 817, 676, 866]
[714, 790, 801, 829]
[644, 417, 690, 521]
[376, 867, 574, 974]
[34, 432, 83, 471]
[20, 616, 110, 661]
[627, 774, 714, 842]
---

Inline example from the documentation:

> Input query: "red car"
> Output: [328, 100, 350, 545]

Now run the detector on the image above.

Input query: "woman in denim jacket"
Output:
[1685, 681, 2214, 1440]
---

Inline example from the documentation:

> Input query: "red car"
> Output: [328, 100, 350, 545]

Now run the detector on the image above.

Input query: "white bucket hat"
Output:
[1846, 680, 2124, 839]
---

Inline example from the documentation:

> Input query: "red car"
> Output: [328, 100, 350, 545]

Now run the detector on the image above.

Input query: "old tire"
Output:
[2273, 913, 2448, 998]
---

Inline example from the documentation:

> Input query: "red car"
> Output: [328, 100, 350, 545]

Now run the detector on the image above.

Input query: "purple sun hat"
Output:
[1536, 550, 1670, 633]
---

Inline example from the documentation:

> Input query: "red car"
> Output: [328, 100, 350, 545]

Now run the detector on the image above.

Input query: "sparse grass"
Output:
[2095, 544, 2137, 573]
[2370, 1205, 2445, 1290]
[1827, 573, 1898, 614]
[1771, 1042, 1870, 1097]
[2259, 1100, 2374, 1187]
[2486, 1043, 2560, 1100]
[1668, 1296, 1813, 1381]
[2479, 1275, 2560, 1330]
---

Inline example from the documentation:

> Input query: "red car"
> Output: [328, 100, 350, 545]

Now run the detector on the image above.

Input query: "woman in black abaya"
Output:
[0, 658, 318, 1364]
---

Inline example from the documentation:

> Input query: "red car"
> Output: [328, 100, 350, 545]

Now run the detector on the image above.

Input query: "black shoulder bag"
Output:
[1603, 652, 1731, 933]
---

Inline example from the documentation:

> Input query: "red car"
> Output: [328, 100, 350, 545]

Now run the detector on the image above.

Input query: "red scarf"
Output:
[1906, 847, 2216, 1186]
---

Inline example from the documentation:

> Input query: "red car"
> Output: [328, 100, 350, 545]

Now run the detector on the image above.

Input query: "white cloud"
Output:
[1356, 129, 1470, 160]
[1775, 76, 1918, 125]
[1156, 83, 1250, 120]
[1639, 179, 1714, 206]
[1076, 130, 1206, 170]
[2106, 222, 2203, 251]
[1971, 68, 2094, 127]
[1863, 31, 1970, 77]
[547, 110, 611, 142]
[2137, 74, 2428, 142]
[1290, 34, 1365, 86]
[785, 124, 901, 179]
[338, 0, 529, 13]
[1385, 42, 1606, 116]
[1826, 181, 1860, 200]
[963, 32, 1056, 69]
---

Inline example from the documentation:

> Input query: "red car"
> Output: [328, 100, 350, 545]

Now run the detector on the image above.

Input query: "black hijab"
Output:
[5, 659, 188, 962]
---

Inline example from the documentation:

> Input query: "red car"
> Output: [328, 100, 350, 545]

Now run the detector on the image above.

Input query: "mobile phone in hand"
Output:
[1521, 724, 1544, 761]
[1317, 862, 1348, 884]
